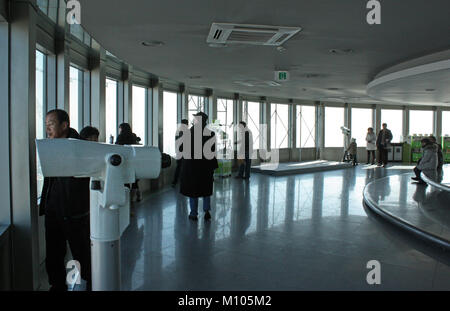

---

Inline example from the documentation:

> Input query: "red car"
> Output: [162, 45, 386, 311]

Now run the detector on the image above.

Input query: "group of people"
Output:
[345, 122, 444, 184]
[40, 109, 142, 291]
[345, 123, 393, 167]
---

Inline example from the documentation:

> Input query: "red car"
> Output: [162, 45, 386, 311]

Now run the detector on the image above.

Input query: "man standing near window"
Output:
[39, 109, 91, 291]
[376, 123, 393, 168]
[235, 121, 253, 180]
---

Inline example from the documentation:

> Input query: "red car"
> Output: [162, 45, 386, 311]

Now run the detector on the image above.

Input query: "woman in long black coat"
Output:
[179, 112, 218, 221]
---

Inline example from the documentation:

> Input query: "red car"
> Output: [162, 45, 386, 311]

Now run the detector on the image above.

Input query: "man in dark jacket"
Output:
[40, 109, 91, 291]
[376, 123, 393, 167]
[235, 121, 254, 180]
[179, 112, 218, 221]
[172, 119, 189, 186]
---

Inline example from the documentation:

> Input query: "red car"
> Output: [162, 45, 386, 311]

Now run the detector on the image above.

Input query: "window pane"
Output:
[105, 78, 118, 143]
[163, 91, 178, 157]
[271, 103, 289, 149]
[69, 66, 81, 132]
[217, 98, 234, 150]
[443, 111, 450, 137]
[188, 94, 205, 125]
[296, 105, 315, 148]
[325, 107, 344, 147]
[132, 85, 146, 145]
[381, 109, 403, 143]
[351, 108, 373, 148]
[36, 51, 46, 195]
[245, 101, 260, 150]
[409, 110, 433, 137]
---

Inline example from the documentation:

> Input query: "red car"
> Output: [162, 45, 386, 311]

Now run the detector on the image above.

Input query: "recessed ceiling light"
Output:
[188, 76, 202, 80]
[208, 43, 227, 48]
[327, 88, 341, 91]
[141, 41, 164, 47]
[425, 88, 435, 92]
[329, 48, 354, 55]
[277, 46, 287, 52]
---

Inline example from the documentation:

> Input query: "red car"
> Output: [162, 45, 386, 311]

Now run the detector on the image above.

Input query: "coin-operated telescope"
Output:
[36, 139, 171, 291]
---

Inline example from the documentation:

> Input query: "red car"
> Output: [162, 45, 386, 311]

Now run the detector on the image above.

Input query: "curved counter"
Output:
[363, 172, 450, 250]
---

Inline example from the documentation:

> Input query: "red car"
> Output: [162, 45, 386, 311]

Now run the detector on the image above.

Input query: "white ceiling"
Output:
[78, 0, 450, 107]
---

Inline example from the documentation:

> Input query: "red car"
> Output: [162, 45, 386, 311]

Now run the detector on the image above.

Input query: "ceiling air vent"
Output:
[207, 23, 301, 46]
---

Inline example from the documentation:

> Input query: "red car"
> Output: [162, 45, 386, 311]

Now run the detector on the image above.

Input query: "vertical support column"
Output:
[262, 97, 271, 153]
[208, 90, 217, 122]
[288, 100, 294, 161]
[317, 102, 325, 160]
[56, 3, 70, 112]
[146, 82, 154, 146]
[83, 70, 91, 126]
[47, 54, 57, 111]
[10, 0, 40, 290]
[375, 105, 381, 135]
[0, 16, 10, 227]
[403, 106, 409, 141]
[90, 46, 106, 142]
[345, 103, 351, 135]
[152, 82, 163, 150]
[235, 93, 243, 124]
[118, 66, 132, 126]
[434, 107, 442, 141]
[371, 105, 376, 130]
[180, 85, 189, 120]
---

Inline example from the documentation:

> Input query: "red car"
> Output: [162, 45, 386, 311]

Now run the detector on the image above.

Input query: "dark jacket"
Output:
[115, 132, 140, 145]
[39, 128, 90, 218]
[376, 129, 393, 148]
[436, 143, 444, 170]
[179, 125, 218, 198]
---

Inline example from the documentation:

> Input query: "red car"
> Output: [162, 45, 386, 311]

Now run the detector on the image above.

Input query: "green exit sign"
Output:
[275, 71, 290, 82]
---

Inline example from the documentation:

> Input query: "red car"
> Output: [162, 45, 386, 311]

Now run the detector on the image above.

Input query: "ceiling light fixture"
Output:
[425, 88, 435, 92]
[277, 46, 287, 52]
[208, 43, 227, 48]
[141, 41, 164, 47]
[329, 48, 354, 55]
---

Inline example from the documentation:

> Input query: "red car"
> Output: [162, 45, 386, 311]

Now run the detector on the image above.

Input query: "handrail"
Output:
[420, 172, 450, 192]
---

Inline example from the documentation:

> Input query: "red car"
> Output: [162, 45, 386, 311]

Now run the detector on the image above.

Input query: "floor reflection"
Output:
[120, 165, 450, 290]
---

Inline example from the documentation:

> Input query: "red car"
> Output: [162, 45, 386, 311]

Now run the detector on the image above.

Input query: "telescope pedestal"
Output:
[91, 239, 121, 291]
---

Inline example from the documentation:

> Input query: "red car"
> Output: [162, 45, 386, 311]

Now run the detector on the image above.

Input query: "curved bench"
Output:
[363, 172, 450, 251]
[420, 171, 450, 192]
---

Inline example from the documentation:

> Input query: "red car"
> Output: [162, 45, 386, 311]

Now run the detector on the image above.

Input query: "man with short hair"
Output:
[376, 123, 393, 168]
[39, 109, 91, 291]
[235, 121, 253, 180]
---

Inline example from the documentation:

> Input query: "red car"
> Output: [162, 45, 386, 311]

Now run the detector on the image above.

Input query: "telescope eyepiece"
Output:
[109, 154, 122, 166]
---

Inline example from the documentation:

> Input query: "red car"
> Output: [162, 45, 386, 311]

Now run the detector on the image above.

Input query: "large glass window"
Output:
[163, 91, 178, 157]
[132, 85, 146, 145]
[296, 105, 316, 148]
[325, 107, 344, 147]
[69, 66, 83, 132]
[351, 108, 373, 147]
[271, 103, 289, 149]
[381, 109, 403, 143]
[188, 94, 205, 125]
[217, 98, 234, 151]
[409, 110, 433, 136]
[105, 78, 118, 143]
[37, 0, 58, 23]
[443, 111, 450, 137]
[243, 101, 260, 150]
[36, 51, 46, 195]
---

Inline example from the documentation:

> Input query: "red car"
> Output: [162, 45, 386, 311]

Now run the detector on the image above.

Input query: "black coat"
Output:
[376, 129, 393, 148]
[115, 132, 140, 145]
[39, 128, 90, 218]
[179, 126, 218, 198]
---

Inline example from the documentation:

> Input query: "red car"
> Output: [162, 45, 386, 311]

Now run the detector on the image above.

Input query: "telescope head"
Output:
[340, 126, 351, 135]
[36, 139, 162, 182]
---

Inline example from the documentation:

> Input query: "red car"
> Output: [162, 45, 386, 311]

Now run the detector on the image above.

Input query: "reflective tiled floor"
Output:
[364, 166, 450, 243]
[120, 164, 450, 290]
